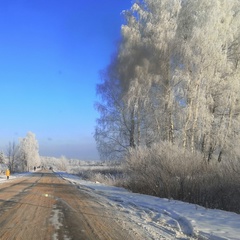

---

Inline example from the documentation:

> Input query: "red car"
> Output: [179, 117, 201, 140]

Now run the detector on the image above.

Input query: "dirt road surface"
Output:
[0, 171, 150, 240]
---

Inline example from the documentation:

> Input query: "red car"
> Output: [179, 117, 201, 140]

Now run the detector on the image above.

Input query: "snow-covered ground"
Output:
[0, 172, 31, 182]
[1, 172, 239, 239]
[57, 172, 240, 240]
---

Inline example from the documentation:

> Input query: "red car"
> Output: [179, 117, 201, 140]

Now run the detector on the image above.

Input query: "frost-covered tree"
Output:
[18, 132, 41, 171]
[58, 155, 68, 171]
[0, 151, 5, 164]
[5, 141, 19, 172]
[119, 0, 182, 144]
[175, 0, 240, 161]
[95, 0, 240, 162]
[95, 61, 131, 160]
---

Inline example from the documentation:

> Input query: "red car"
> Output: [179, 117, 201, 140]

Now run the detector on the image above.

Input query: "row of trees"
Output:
[95, 0, 240, 163]
[1, 132, 41, 172]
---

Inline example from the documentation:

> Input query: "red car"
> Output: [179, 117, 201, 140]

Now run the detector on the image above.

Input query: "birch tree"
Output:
[118, 0, 182, 145]
[175, 0, 240, 161]
[95, 0, 240, 162]
[18, 132, 41, 171]
[5, 141, 19, 172]
[95, 61, 132, 160]
[0, 152, 5, 164]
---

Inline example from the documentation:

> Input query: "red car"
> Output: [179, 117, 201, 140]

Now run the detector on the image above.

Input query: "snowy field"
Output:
[1, 171, 240, 239]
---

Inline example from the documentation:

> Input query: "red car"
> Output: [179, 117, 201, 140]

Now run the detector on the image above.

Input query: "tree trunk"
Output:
[129, 109, 136, 148]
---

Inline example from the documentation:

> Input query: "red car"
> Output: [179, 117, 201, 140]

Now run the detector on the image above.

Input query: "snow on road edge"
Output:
[57, 172, 240, 240]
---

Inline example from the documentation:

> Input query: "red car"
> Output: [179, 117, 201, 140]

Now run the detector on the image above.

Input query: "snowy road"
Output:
[0, 171, 139, 239]
[0, 171, 189, 240]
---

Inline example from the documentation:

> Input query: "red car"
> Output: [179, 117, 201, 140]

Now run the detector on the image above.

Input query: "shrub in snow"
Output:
[123, 142, 240, 213]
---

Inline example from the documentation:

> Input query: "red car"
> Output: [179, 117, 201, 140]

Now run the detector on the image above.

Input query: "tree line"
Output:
[95, 0, 240, 163]
[94, 0, 240, 212]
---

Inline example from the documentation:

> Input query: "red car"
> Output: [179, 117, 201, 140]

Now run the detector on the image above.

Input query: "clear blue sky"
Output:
[0, 0, 132, 160]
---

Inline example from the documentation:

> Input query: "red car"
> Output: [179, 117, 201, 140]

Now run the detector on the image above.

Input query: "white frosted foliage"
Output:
[18, 132, 41, 171]
[95, 0, 240, 162]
